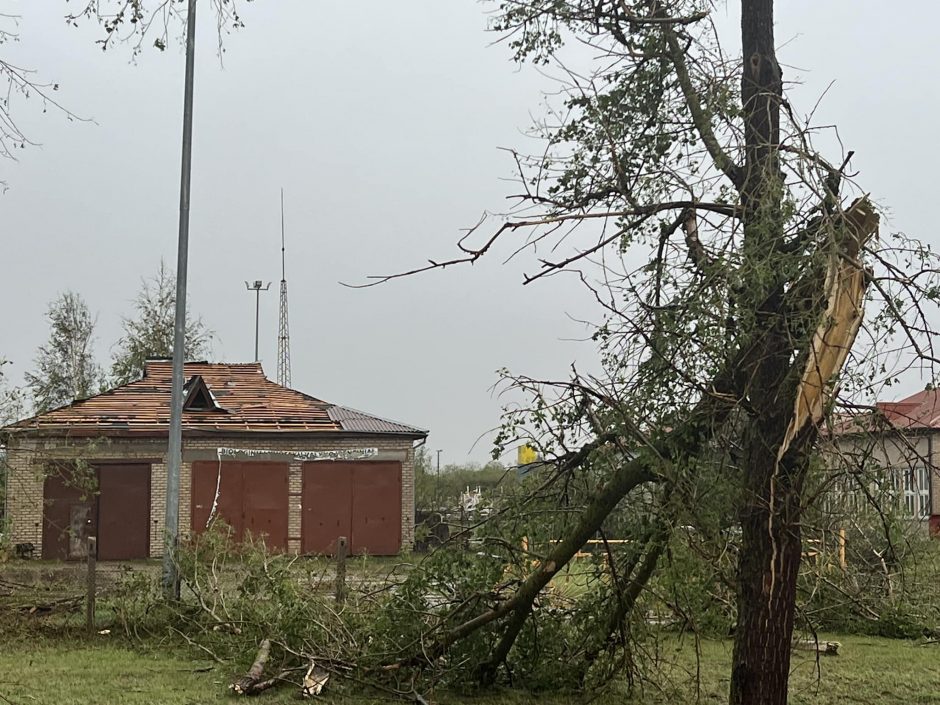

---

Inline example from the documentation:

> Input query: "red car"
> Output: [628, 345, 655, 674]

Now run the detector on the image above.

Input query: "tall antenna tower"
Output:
[276, 188, 292, 387]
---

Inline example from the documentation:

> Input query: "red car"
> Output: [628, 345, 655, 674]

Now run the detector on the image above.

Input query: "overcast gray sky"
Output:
[2, 1, 938, 463]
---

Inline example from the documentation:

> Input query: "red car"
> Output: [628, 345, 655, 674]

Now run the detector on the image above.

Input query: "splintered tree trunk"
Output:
[732, 1, 799, 702]
[730, 419, 810, 705]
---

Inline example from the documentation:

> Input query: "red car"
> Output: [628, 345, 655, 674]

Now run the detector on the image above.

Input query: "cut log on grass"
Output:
[301, 659, 330, 698]
[231, 639, 272, 695]
[793, 640, 840, 656]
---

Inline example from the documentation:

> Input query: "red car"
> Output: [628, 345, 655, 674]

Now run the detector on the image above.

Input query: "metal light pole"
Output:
[436, 449, 442, 510]
[245, 280, 271, 361]
[163, 0, 198, 599]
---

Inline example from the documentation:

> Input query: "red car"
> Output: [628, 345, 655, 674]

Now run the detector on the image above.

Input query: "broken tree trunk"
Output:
[413, 331, 761, 682]
[231, 638, 272, 695]
[730, 198, 877, 705]
[731, 425, 810, 705]
[462, 457, 654, 685]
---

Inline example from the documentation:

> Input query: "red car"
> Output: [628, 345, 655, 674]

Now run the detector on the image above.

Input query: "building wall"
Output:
[4, 434, 417, 558]
[828, 430, 937, 527]
[931, 432, 940, 518]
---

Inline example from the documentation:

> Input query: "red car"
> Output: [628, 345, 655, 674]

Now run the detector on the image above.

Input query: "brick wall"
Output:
[4, 434, 416, 559]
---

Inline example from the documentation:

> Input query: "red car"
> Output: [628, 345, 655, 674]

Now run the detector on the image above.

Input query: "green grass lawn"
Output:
[640, 635, 940, 705]
[0, 635, 937, 704]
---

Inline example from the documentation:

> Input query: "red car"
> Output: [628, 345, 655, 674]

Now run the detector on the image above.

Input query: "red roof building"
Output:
[2, 361, 427, 560]
[829, 388, 940, 533]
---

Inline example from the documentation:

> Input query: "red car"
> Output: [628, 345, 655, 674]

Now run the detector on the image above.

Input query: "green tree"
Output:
[414, 448, 510, 512]
[371, 2, 937, 702]
[25, 292, 103, 412]
[0, 358, 22, 425]
[111, 261, 211, 386]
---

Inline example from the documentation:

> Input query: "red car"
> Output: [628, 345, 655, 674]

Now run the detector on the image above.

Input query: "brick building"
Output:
[1, 361, 426, 560]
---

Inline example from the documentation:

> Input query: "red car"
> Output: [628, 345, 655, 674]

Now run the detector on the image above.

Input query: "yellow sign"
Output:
[517, 444, 539, 466]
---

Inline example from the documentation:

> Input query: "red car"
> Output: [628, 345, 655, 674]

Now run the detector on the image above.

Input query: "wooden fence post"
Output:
[86, 536, 97, 634]
[335, 536, 348, 604]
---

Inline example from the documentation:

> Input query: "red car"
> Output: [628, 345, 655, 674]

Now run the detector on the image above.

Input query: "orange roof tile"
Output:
[3, 361, 426, 438]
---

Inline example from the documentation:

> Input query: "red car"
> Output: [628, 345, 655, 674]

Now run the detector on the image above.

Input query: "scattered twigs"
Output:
[2, 594, 84, 615]
[170, 627, 225, 665]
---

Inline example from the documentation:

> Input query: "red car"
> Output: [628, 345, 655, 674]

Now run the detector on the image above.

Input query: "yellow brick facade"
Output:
[3, 434, 417, 558]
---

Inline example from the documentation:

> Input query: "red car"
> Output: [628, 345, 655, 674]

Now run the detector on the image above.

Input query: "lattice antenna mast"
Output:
[277, 188, 292, 387]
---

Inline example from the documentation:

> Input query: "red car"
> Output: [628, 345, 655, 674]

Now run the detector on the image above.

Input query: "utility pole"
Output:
[245, 280, 271, 362]
[163, 0, 197, 599]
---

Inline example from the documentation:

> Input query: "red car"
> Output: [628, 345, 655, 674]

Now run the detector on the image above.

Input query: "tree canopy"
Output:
[25, 291, 103, 413]
[111, 261, 211, 386]
[0, 358, 23, 426]
[366, 2, 940, 703]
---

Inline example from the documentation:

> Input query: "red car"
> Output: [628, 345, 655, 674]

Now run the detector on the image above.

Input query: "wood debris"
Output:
[793, 639, 841, 656]
[231, 639, 272, 696]
[301, 659, 330, 698]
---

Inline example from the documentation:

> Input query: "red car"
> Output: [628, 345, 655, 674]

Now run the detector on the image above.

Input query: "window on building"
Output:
[915, 464, 931, 518]
[892, 465, 931, 519]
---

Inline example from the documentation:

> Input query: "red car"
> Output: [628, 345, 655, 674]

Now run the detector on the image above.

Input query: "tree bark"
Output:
[729, 2, 805, 704]
[730, 419, 812, 705]
[232, 638, 272, 696]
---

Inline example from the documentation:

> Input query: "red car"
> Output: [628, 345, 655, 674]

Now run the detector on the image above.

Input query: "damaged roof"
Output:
[3, 360, 427, 438]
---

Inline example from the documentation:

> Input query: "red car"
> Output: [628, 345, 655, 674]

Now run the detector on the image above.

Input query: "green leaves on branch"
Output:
[25, 291, 103, 413]
[110, 261, 211, 386]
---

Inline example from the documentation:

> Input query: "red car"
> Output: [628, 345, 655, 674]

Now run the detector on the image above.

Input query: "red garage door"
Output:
[42, 467, 97, 561]
[301, 461, 401, 556]
[191, 461, 289, 551]
[42, 463, 150, 561]
[97, 464, 151, 560]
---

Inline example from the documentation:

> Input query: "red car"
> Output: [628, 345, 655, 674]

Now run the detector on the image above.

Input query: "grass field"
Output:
[3, 552, 939, 704]
[0, 634, 937, 704]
